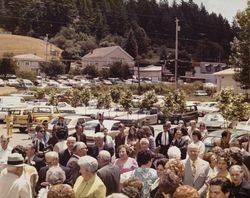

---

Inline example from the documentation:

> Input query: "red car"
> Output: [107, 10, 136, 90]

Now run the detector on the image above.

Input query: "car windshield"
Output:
[205, 114, 224, 122]
[83, 122, 98, 130]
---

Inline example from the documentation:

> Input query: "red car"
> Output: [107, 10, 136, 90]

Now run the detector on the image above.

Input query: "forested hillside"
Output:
[0, 0, 236, 63]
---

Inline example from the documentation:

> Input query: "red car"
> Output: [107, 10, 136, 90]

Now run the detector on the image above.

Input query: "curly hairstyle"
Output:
[121, 177, 143, 198]
[173, 185, 199, 198]
[47, 184, 75, 198]
[164, 158, 184, 178]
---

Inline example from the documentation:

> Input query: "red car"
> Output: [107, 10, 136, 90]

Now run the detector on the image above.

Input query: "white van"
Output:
[0, 96, 26, 107]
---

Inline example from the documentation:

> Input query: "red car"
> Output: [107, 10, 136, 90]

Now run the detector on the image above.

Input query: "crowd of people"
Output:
[0, 116, 250, 198]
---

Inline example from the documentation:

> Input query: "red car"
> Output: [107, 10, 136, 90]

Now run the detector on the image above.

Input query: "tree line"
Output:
[0, 0, 236, 63]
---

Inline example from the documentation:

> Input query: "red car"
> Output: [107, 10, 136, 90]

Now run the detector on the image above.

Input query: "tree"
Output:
[134, 25, 149, 55]
[40, 60, 66, 77]
[81, 88, 91, 107]
[140, 90, 158, 110]
[82, 65, 99, 78]
[216, 88, 249, 126]
[0, 53, 17, 77]
[96, 92, 112, 109]
[229, 2, 250, 90]
[109, 62, 132, 79]
[119, 90, 133, 114]
[124, 29, 138, 58]
[110, 87, 123, 104]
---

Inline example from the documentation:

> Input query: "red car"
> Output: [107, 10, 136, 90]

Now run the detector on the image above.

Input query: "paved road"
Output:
[0, 124, 31, 147]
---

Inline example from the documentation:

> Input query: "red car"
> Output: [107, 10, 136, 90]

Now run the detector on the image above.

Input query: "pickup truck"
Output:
[13, 106, 61, 133]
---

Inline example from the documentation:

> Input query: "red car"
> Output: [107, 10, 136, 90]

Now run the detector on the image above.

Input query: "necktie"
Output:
[191, 160, 196, 177]
[165, 133, 167, 145]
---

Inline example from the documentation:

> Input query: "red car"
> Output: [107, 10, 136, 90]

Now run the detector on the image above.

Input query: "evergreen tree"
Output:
[230, 1, 250, 90]
[124, 29, 138, 58]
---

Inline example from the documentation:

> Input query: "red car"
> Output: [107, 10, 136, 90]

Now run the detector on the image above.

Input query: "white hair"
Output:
[78, 155, 98, 173]
[168, 146, 181, 159]
[73, 142, 87, 153]
[45, 151, 59, 160]
[98, 150, 111, 162]
[140, 138, 149, 145]
[46, 166, 66, 185]
[107, 193, 129, 198]
[67, 136, 76, 142]
[229, 165, 243, 173]
[187, 142, 199, 150]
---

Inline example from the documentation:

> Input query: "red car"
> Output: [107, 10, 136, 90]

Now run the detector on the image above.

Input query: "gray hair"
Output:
[187, 142, 199, 150]
[46, 166, 66, 185]
[73, 142, 87, 153]
[140, 138, 149, 145]
[67, 136, 76, 142]
[78, 155, 98, 173]
[168, 146, 181, 159]
[107, 193, 129, 198]
[98, 150, 111, 163]
[229, 165, 243, 173]
[45, 151, 59, 160]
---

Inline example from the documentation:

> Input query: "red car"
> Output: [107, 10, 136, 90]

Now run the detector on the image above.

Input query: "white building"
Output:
[194, 62, 228, 83]
[214, 68, 250, 94]
[134, 65, 162, 82]
[13, 54, 45, 75]
[81, 46, 134, 69]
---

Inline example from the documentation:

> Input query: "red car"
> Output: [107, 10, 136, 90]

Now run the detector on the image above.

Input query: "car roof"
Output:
[207, 129, 250, 138]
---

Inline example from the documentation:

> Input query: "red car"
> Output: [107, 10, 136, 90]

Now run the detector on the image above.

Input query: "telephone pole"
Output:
[175, 18, 180, 89]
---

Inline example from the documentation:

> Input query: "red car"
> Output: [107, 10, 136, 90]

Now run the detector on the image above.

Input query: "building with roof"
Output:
[214, 68, 250, 94]
[13, 54, 45, 75]
[134, 65, 162, 82]
[81, 46, 134, 69]
[193, 61, 228, 83]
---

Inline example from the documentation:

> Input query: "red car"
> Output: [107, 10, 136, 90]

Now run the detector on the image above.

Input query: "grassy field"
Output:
[0, 34, 62, 59]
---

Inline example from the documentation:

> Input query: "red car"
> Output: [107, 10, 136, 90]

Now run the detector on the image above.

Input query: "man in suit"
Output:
[182, 142, 210, 198]
[97, 150, 120, 196]
[88, 132, 114, 158]
[66, 142, 88, 184]
[70, 124, 87, 144]
[155, 122, 173, 156]
[171, 129, 188, 159]
[59, 136, 76, 166]
[25, 143, 45, 172]
[36, 151, 73, 192]
[229, 165, 250, 198]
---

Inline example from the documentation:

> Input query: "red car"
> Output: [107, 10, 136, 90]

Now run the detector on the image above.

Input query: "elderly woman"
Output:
[48, 184, 75, 198]
[37, 166, 66, 198]
[73, 155, 106, 198]
[114, 145, 138, 174]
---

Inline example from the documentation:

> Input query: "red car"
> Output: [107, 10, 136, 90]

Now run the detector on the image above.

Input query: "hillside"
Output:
[0, 34, 63, 59]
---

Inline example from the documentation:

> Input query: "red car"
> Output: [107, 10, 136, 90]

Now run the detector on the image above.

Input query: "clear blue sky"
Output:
[166, 0, 248, 23]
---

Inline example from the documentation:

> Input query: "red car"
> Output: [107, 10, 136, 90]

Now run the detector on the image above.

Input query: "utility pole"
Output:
[175, 18, 180, 89]
[137, 56, 141, 94]
[45, 34, 48, 62]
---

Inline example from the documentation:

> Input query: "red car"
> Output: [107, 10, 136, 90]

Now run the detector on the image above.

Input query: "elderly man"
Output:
[66, 142, 88, 183]
[0, 153, 32, 198]
[59, 136, 76, 166]
[36, 151, 73, 192]
[229, 165, 250, 198]
[97, 150, 120, 196]
[0, 135, 12, 168]
[209, 176, 231, 198]
[88, 132, 114, 158]
[182, 143, 210, 198]
[74, 155, 106, 198]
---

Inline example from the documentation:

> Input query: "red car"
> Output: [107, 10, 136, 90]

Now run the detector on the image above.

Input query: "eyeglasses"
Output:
[39, 130, 45, 133]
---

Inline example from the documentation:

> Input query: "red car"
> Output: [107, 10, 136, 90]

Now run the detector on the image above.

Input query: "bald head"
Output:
[98, 150, 111, 168]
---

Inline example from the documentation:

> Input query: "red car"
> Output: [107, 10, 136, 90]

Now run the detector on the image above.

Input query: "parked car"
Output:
[201, 112, 230, 132]
[11, 91, 36, 100]
[236, 118, 250, 131]
[7, 79, 20, 87]
[158, 104, 199, 125]
[194, 90, 208, 96]
[203, 129, 250, 151]
[83, 120, 122, 146]
[0, 79, 5, 87]
[197, 102, 219, 117]
[48, 115, 92, 135]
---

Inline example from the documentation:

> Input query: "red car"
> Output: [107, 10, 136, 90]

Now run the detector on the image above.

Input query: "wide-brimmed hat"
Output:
[7, 153, 24, 167]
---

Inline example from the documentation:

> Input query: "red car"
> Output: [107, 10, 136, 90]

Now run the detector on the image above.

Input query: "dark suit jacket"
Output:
[97, 163, 120, 196]
[71, 132, 87, 144]
[66, 154, 80, 184]
[171, 138, 188, 159]
[36, 164, 73, 192]
[155, 131, 173, 156]
[26, 155, 46, 173]
[88, 144, 114, 159]
[59, 149, 72, 167]
[230, 180, 250, 198]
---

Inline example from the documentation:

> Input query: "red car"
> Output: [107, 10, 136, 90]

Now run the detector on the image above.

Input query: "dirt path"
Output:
[0, 86, 17, 96]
